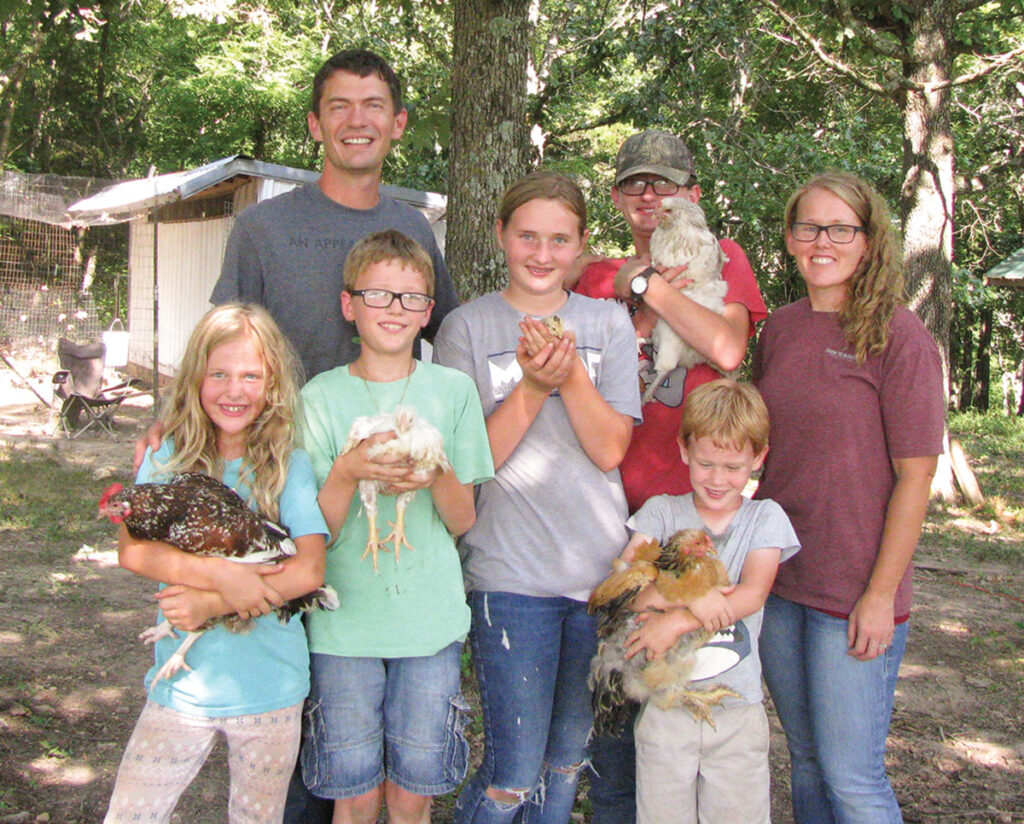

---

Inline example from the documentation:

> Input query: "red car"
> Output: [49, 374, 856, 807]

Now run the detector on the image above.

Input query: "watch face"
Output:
[631, 274, 649, 295]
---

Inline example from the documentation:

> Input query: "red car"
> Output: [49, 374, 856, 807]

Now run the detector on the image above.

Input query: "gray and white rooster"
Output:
[340, 405, 450, 572]
[99, 472, 339, 683]
[643, 197, 729, 402]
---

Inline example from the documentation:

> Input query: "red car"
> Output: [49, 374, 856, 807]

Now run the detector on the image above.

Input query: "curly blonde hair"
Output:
[785, 172, 904, 363]
[157, 303, 301, 520]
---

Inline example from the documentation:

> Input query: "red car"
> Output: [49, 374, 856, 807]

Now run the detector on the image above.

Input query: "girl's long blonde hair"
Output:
[785, 171, 904, 363]
[157, 303, 301, 520]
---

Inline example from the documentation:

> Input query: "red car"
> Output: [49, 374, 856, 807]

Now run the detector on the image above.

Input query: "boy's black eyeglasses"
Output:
[350, 289, 434, 312]
[790, 222, 865, 244]
[618, 177, 681, 197]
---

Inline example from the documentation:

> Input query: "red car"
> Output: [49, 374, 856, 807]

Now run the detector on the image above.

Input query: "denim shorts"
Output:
[300, 642, 469, 800]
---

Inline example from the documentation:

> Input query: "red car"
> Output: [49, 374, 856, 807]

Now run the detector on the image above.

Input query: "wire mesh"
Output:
[0, 171, 112, 349]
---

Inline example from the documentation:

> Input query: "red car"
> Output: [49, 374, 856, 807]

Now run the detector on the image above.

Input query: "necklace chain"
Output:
[356, 361, 415, 414]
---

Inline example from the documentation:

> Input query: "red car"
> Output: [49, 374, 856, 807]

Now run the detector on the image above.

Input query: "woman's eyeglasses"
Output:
[790, 223, 865, 244]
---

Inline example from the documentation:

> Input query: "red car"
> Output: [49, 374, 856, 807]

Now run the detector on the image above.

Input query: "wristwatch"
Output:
[629, 266, 658, 301]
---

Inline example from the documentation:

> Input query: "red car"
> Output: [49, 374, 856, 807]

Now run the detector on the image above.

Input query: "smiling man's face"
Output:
[307, 69, 407, 178]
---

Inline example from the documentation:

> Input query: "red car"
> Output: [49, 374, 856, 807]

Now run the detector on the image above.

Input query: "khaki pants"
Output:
[635, 700, 770, 824]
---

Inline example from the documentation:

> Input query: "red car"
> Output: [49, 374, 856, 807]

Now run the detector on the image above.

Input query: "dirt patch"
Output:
[1, 360, 1022, 823]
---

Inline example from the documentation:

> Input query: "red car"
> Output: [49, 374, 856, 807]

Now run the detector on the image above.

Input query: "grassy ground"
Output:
[922, 412, 1024, 567]
[1, 400, 1022, 823]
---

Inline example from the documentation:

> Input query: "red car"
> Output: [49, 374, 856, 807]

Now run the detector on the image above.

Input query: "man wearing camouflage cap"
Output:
[573, 130, 767, 823]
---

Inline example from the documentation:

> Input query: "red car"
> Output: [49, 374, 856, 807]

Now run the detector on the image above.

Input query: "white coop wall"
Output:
[127, 215, 233, 378]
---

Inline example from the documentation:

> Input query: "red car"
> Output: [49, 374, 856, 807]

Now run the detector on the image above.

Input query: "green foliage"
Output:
[0, 0, 1021, 381]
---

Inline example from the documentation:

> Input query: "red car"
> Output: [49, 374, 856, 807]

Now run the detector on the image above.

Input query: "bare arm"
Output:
[117, 524, 285, 617]
[429, 469, 476, 536]
[559, 357, 633, 472]
[847, 454, 937, 660]
[642, 273, 751, 373]
[685, 548, 781, 631]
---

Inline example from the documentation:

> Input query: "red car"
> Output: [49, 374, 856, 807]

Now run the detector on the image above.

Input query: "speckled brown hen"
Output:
[98, 472, 338, 683]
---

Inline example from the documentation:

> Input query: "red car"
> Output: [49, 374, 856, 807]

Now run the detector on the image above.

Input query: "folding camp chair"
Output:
[52, 338, 135, 437]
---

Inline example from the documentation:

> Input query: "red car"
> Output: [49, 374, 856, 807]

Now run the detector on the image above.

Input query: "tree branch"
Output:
[761, 0, 891, 96]
[943, 43, 1024, 90]
[834, 0, 908, 61]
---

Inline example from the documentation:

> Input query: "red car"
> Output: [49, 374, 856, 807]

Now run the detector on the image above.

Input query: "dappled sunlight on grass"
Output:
[29, 758, 99, 786]
[945, 737, 1023, 772]
[935, 619, 971, 636]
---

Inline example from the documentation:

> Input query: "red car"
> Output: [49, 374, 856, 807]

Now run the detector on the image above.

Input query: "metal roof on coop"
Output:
[65, 156, 447, 383]
[983, 247, 1024, 289]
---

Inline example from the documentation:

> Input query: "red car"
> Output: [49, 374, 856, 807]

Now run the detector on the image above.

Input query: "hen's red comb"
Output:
[98, 483, 125, 522]
[98, 482, 123, 508]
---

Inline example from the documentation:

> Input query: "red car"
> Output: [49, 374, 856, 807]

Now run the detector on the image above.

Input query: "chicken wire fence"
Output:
[0, 170, 113, 351]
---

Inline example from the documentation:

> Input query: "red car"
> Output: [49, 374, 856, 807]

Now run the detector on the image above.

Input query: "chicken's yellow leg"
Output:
[359, 502, 391, 572]
[384, 494, 415, 564]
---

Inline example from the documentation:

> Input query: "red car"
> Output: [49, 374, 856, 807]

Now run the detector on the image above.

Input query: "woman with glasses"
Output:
[753, 172, 944, 823]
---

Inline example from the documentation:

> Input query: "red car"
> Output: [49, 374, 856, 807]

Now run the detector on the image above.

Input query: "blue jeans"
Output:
[454, 591, 598, 824]
[586, 708, 637, 824]
[302, 643, 468, 798]
[759, 594, 908, 824]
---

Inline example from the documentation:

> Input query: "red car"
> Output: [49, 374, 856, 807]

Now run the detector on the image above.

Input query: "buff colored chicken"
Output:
[341, 406, 451, 571]
[644, 198, 729, 402]
[588, 528, 737, 733]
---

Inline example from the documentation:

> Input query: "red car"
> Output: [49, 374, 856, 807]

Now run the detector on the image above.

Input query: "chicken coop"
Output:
[0, 170, 113, 352]
[66, 156, 447, 386]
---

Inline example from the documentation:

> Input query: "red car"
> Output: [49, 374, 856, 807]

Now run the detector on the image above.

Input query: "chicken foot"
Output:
[139, 621, 205, 685]
[656, 683, 739, 727]
[382, 495, 415, 564]
[360, 505, 392, 572]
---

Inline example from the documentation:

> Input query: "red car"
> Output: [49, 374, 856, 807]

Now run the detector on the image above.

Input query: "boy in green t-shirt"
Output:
[298, 229, 494, 823]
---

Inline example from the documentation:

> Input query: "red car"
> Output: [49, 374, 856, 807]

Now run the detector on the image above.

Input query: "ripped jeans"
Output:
[455, 591, 598, 824]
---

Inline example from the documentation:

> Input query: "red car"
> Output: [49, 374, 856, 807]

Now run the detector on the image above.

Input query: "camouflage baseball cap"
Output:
[614, 130, 695, 187]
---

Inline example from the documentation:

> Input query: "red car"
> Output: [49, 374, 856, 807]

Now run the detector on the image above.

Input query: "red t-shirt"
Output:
[573, 238, 767, 513]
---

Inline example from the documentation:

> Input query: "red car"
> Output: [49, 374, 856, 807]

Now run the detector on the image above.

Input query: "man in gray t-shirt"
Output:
[210, 49, 457, 383]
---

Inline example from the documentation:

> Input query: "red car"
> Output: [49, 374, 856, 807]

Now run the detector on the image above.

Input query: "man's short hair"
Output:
[311, 49, 403, 116]
[615, 130, 697, 188]
[343, 229, 435, 296]
[679, 379, 769, 455]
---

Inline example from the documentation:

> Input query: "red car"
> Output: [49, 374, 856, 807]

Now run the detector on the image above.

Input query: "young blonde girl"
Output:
[433, 171, 642, 824]
[105, 303, 328, 824]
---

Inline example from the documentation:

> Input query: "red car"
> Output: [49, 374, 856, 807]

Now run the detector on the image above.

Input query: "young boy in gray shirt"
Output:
[621, 379, 799, 824]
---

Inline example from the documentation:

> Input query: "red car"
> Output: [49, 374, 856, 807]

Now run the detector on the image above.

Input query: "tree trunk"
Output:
[970, 306, 992, 410]
[899, 5, 955, 380]
[448, 0, 532, 300]
[955, 305, 974, 411]
[898, 2, 957, 500]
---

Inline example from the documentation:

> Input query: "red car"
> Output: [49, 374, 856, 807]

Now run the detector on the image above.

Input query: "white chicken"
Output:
[341, 405, 451, 571]
[643, 197, 729, 403]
